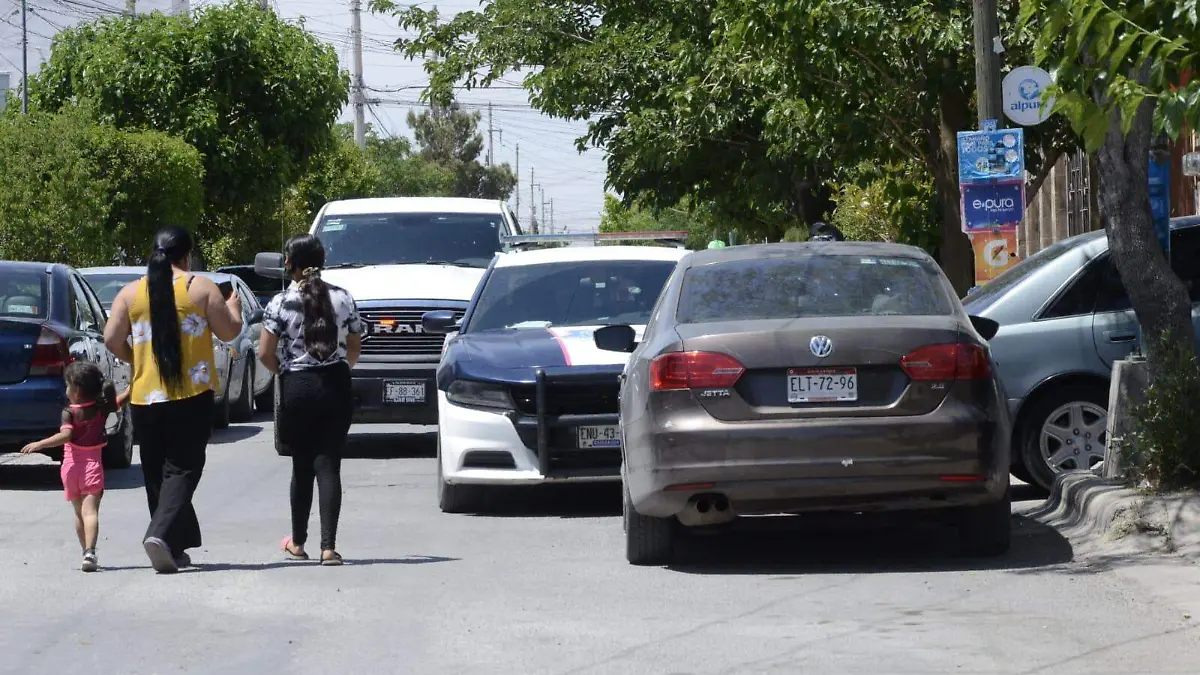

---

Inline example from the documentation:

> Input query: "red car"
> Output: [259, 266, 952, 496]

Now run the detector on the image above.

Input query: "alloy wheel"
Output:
[1039, 400, 1107, 473]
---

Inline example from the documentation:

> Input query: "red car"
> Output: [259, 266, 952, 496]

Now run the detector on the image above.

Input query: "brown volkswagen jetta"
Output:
[594, 241, 1012, 565]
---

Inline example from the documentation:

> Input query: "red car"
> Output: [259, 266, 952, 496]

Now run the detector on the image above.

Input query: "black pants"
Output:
[132, 391, 214, 554]
[278, 363, 353, 551]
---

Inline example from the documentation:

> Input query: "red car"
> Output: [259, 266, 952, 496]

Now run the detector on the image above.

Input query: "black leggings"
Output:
[277, 363, 353, 551]
[132, 391, 214, 554]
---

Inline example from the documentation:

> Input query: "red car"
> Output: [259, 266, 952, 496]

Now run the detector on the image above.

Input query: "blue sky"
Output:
[0, 0, 608, 233]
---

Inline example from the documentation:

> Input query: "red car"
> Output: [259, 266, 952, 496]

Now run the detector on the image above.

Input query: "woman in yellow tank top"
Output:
[103, 226, 243, 574]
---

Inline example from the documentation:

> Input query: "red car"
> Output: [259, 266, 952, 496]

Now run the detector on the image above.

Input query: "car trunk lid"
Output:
[0, 319, 44, 384]
[674, 315, 967, 421]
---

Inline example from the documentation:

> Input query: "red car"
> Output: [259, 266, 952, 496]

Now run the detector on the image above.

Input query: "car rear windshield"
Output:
[82, 273, 142, 309]
[677, 255, 954, 324]
[468, 260, 677, 332]
[316, 212, 505, 269]
[0, 268, 48, 318]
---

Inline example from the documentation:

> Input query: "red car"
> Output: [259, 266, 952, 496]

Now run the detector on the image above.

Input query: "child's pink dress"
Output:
[60, 403, 107, 501]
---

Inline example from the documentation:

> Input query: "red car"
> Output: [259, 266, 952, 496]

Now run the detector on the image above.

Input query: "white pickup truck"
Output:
[255, 197, 522, 445]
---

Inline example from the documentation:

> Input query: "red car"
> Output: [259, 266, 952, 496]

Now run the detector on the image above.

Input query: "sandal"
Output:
[320, 551, 343, 566]
[281, 536, 309, 560]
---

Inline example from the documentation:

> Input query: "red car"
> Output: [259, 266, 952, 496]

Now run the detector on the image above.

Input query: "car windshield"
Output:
[0, 268, 48, 319]
[677, 254, 954, 324]
[468, 260, 677, 332]
[316, 212, 505, 269]
[81, 273, 142, 309]
[962, 235, 1085, 313]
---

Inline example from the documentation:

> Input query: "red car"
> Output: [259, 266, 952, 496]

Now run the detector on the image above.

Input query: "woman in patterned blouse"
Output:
[258, 233, 362, 566]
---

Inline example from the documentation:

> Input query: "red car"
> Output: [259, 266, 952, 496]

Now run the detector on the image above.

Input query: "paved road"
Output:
[4, 417, 1200, 674]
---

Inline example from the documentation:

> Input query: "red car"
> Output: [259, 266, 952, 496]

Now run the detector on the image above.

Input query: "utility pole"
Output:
[550, 199, 555, 234]
[540, 188, 547, 233]
[972, 0, 1004, 127]
[20, 0, 27, 114]
[530, 168, 537, 234]
[171, 0, 189, 14]
[259, 0, 270, 8]
[514, 144, 520, 218]
[487, 102, 494, 166]
[126, 0, 136, 14]
[350, 0, 366, 149]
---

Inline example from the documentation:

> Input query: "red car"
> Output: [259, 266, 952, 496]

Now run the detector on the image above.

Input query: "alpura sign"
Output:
[1002, 66, 1055, 127]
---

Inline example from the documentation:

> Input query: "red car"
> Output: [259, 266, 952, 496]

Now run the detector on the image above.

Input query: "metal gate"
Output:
[1065, 148, 1094, 236]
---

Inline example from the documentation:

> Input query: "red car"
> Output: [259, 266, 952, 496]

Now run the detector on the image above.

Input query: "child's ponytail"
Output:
[99, 380, 118, 416]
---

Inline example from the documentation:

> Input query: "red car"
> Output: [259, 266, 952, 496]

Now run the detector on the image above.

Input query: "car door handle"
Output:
[1105, 331, 1137, 343]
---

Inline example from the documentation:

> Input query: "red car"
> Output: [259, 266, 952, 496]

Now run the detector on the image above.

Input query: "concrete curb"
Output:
[1024, 470, 1200, 559]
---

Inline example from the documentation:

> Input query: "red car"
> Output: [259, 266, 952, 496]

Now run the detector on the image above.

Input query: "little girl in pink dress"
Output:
[21, 362, 128, 572]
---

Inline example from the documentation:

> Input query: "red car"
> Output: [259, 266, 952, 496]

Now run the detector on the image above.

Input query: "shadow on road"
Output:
[469, 482, 623, 519]
[344, 431, 437, 459]
[0, 464, 145, 491]
[666, 512, 1073, 575]
[188, 554, 460, 572]
[210, 424, 264, 445]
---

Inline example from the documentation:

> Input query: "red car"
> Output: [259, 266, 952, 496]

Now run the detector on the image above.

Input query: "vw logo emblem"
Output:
[809, 335, 834, 358]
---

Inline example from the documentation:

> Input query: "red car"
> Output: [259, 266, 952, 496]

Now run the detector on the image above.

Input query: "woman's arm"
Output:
[192, 276, 243, 342]
[103, 286, 135, 364]
[257, 325, 281, 375]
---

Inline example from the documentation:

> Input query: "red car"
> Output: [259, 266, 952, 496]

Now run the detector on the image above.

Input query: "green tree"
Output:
[371, 0, 1077, 293]
[271, 130, 384, 247]
[0, 108, 204, 265]
[829, 161, 940, 252]
[339, 122, 456, 197]
[31, 0, 348, 264]
[406, 101, 516, 199]
[1019, 0, 1197, 371]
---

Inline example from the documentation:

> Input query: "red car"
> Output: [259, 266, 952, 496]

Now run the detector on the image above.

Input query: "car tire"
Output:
[103, 404, 134, 470]
[231, 361, 254, 423]
[436, 435, 483, 514]
[1020, 383, 1108, 492]
[957, 490, 1012, 557]
[213, 377, 231, 430]
[624, 483, 675, 566]
[1009, 461, 1035, 486]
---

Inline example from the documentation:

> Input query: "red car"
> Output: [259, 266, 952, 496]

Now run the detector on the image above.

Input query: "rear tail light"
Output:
[900, 343, 990, 381]
[649, 352, 746, 391]
[29, 325, 72, 376]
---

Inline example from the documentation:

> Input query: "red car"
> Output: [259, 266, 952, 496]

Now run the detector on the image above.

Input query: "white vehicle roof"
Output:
[494, 245, 689, 268]
[318, 197, 507, 217]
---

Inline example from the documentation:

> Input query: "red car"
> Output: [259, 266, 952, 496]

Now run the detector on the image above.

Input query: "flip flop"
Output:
[281, 536, 309, 560]
[320, 551, 343, 567]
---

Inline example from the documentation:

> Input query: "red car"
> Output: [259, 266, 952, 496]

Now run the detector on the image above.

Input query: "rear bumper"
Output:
[624, 391, 1010, 519]
[349, 361, 439, 425]
[0, 377, 66, 449]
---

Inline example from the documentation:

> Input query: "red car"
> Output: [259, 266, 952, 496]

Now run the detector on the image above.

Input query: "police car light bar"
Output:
[501, 231, 690, 248]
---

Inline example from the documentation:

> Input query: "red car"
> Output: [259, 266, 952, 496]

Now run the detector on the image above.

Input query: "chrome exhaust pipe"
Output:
[713, 495, 730, 512]
[695, 497, 712, 514]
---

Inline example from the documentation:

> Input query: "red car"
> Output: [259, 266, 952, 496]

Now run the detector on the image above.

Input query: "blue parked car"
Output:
[0, 261, 133, 468]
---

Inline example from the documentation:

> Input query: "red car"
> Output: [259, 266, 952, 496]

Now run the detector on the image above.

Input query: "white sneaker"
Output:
[81, 549, 98, 573]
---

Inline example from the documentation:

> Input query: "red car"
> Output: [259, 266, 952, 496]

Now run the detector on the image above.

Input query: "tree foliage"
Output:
[0, 108, 204, 265]
[829, 161, 940, 251]
[407, 103, 517, 200]
[31, 0, 348, 264]
[371, 0, 1079, 292]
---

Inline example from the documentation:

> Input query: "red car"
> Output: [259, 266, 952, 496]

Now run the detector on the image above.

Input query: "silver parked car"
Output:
[963, 218, 1200, 491]
[80, 267, 272, 427]
[597, 242, 1012, 565]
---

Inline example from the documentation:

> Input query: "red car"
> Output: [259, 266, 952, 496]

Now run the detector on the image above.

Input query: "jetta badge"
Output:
[810, 335, 834, 358]
[842, 458, 854, 467]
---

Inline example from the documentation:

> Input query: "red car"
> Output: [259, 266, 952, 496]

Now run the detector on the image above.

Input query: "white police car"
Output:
[420, 232, 689, 513]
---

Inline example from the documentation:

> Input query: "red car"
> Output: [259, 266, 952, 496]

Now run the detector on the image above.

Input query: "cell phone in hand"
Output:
[217, 280, 234, 300]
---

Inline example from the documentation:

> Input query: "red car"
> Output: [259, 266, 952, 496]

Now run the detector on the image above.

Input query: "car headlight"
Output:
[446, 379, 514, 410]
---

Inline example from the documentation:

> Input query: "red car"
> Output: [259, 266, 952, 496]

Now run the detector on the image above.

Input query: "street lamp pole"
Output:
[20, 0, 28, 114]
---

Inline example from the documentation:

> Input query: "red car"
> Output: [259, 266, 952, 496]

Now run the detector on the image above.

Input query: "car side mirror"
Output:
[248, 309, 264, 324]
[594, 324, 637, 353]
[421, 310, 460, 334]
[254, 252, 287, 280]
[969, 315, 1000, 341]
